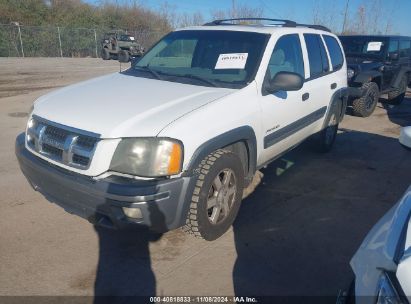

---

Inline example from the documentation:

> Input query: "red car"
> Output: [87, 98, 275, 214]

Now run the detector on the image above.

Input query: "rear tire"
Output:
[118, 50, 130, 63]
[101, 48, 110, 60]
[312, 113, 338, 153]
[388, 76, 407, 105]
[183, 150, 244, 241]
[352, 82, 379, 117]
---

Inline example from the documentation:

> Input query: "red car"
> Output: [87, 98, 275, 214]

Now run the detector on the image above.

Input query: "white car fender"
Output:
[158, 81, 263, 174]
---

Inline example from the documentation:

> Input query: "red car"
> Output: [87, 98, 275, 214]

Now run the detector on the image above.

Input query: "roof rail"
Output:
[203, 18, 297, 27]
[296, 24, 331, 32]
[203, 18, 332, 32]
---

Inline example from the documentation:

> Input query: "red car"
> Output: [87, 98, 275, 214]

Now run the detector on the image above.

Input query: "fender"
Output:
[353, 70, 383, 85]
[322, 87, 349, 129]
[392, 66, 411, 89]
[182, 126, 257, 182]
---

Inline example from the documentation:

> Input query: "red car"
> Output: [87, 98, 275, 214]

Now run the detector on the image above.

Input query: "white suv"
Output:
[16, 18, 348, 241]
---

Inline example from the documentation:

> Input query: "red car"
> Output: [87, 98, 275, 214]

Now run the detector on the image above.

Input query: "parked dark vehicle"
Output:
[101, 32, 145, 62]
[339, 35, 411, 117]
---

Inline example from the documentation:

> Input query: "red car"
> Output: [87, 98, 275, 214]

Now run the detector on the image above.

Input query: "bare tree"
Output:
[210, 4, 263, 23]
[210, 9, 226, 21]
[340, 0, 387, 35]
[311, 0, 341, 32]
[177, 11, 204, 28]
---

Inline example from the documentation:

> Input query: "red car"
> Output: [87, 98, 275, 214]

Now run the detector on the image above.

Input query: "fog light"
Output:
[122, 207, 143, 219]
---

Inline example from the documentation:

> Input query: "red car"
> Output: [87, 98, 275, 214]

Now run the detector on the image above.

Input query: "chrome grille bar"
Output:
[26, 116, 99, 169]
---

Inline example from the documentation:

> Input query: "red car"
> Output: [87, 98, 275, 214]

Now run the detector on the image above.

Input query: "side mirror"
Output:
[388, 52, 399, 61]
[263, 71, 304, 95]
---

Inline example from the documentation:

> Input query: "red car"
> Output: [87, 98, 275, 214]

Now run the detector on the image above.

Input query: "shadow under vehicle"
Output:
[101, 32, 145, 62]
[232, 128, 411, 303]
[339, 35, 411, 117]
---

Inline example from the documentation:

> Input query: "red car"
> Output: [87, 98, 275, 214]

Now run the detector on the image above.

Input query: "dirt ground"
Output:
[0, 58, 410, 300]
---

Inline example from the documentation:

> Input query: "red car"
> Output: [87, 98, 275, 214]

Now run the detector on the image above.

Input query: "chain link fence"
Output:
[0, 24, 165, 58]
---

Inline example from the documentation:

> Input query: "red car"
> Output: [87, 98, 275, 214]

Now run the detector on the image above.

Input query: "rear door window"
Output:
[323, 35, 344, 70]
[304, 34, 330, 79]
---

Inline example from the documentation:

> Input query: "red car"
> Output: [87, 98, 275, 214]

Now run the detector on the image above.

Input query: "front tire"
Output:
[118, 50, 130, 63]
[352, 82, 379, 117]
[183, 150, 244, 241]
[101, 48, 110, 60]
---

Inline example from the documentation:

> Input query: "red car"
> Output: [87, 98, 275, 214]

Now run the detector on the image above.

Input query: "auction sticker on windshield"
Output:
[215, 53, 248, 69]
[367, 41, 382, 51]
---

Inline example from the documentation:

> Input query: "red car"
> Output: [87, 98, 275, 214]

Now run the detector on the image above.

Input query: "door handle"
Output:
[302, 93, 310, 101]
[331, 83, 337, 89]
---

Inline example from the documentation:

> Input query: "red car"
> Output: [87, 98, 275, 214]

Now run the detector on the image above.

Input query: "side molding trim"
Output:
[263, 106, 327, 149]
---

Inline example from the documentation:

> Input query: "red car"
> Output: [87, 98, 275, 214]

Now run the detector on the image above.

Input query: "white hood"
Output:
[351, 186, 411, 302]
[33, 72, 234, 138]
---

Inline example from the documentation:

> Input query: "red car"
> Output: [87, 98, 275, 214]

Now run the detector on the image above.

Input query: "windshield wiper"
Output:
[180, 74, 218, 87]
[134, 66, 163, 80]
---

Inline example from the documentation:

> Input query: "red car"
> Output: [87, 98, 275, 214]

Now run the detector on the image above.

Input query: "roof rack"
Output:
[296, 24, 331, 32]
[203, 18, 331, 32]
[203, 18, 297, 27]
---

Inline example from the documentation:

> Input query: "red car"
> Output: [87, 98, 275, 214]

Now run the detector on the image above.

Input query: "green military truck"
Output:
[101, 32, 145, 62]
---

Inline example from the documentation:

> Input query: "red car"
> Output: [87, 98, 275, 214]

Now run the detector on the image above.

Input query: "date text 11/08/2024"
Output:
[149, 296, 258, 303]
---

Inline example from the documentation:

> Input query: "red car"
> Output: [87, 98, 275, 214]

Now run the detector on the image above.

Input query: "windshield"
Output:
[130, 30, 269, 88]
[339, 36, 387, 58]
[119, 35, 135, 41]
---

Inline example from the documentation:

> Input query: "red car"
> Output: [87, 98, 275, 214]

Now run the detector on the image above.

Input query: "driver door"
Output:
[259, 34, 312, 164]
[384, 39, 400, 89]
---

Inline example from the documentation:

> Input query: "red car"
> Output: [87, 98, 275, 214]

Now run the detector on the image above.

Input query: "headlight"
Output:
[376, 272, 403, 304]
[347, 68, 355, 80]
[109, 138, 183, 177]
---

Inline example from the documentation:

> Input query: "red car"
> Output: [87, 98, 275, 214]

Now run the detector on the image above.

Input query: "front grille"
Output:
[42, 143, 63, 159]
[26, 116, 99, 169]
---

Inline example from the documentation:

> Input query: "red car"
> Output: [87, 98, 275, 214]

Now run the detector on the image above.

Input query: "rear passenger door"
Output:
[301, 33, 339, 129]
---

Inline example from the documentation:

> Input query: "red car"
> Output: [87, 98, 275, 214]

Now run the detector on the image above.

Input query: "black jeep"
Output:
[339, 35, 411, 117]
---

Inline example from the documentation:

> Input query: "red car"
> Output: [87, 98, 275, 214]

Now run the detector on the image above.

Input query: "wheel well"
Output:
[222, 141, 252, 184]
[371, 77, 381, 90]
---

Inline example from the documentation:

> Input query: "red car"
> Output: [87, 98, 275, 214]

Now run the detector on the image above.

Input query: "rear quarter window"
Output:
[323, 35, 344, 70]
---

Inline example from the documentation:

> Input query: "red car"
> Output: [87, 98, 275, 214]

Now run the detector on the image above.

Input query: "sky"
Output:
[90, 0, 411, 35]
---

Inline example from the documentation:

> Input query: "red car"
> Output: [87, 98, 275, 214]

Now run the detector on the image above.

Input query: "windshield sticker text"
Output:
[215, 53, 248, 69]
[367, 42, 382, 51]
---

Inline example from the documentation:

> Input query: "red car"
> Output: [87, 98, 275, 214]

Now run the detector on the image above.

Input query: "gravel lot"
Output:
[0, 58, 410, 299]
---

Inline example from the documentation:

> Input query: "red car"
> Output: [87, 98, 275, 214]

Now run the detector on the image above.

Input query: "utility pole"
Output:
[341, 0, 350, 34]
[94, 29, 98, 58]
[57, 26, 63, 58]
[12, 22, 24, 57]
[232, 0, 236, 19]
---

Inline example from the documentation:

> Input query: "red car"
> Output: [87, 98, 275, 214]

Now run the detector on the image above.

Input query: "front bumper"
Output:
[15, 133, 194, 231]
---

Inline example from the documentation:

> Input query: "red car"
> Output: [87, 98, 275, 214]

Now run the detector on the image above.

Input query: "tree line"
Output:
[0, 0, 172, 32]
[0, 0, 397, 35]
